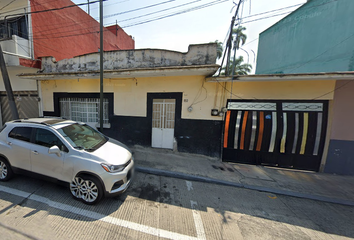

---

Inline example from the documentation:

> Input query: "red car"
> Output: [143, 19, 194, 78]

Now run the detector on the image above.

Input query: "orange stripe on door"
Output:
[256, 111, 264, 151]
[223, 111, 231, 148]
[240, 111, 249, 150]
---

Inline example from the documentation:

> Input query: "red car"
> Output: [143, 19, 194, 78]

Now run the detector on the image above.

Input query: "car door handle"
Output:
[32, 150, 39, 155]
[7, 141, 12, 146]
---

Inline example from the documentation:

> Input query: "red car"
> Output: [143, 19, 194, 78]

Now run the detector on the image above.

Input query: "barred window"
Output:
[0, 16, 28, 40]
[59, 98, 109, 124]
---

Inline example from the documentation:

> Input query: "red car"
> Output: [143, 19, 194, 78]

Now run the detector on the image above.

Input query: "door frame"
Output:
[147, 93, 182, 147]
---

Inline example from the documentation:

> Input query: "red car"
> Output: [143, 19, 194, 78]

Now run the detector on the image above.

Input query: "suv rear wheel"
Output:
[0, 158, 13, 181]
[70, 175, 103, 204]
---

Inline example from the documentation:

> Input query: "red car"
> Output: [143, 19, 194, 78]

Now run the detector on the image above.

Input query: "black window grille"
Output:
[0, 16, 28, 40]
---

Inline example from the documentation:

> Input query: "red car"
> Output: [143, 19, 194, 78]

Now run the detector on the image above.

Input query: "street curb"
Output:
[135, 166, 354, 207]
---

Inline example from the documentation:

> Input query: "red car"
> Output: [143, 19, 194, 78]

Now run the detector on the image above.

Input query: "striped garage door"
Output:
[0, 91, 39, 125]
[222, 100, 328, 172]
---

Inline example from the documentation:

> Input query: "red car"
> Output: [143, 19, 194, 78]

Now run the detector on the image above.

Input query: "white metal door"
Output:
[152, 99, 176, 149]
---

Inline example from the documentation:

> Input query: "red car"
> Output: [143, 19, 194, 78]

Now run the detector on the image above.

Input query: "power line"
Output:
[19, 0, 223, 39]
[241, 3, 303, 20]
[105, 0, 203, 25]
[11, 39, 30, 56]
[312, 81, 353, 100]
[12, 32, 69, 56]
[6, 0, 339, 57]
[241, 11, 293, 25]
[242, 37, 258, 46]
[121, 0, 228, 28]
[32, 0, 203, 34]
[30, 0, 228, 39]
[3, 0, 108, 41]
[0, 0, 17, 11]
[102, 0, 176, 19]
[4, 0, 333, 55]
[3, 0, 105, 18]
[0, 0, 72, 15]
[26, 0, 206, 30]
[7, 36, 65, 59]
[89, 0, 131, 11]
[288, 33, 354, 73]
[240, 0, 339, 25]
[215, 79, 244, 99]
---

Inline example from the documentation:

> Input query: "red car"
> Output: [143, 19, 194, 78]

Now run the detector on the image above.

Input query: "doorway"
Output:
[151, 99, 176, 149]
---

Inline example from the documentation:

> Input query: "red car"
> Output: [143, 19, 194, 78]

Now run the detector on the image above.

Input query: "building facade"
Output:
[16, 0, 354, 175]
[19, 44, 223, 157]
[253, 0, 354, 175]
[20, 38, 354, 176]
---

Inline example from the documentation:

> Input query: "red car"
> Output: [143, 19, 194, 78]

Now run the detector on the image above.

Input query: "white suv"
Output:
[0, 118, 134, 204]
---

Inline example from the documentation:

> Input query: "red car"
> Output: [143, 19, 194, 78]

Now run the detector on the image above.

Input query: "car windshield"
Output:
[57, 123, 108, 151]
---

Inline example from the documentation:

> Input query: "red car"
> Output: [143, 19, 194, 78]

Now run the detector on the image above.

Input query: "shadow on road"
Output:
[1, 172, 354, 239]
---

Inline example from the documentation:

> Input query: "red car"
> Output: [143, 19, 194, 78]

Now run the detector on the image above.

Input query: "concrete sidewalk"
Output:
[131, 145, 354, 207]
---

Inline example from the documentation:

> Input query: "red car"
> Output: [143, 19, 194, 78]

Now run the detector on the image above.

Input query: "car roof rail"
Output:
[13, 118, 70, 126]
[13, 119, 50, 126]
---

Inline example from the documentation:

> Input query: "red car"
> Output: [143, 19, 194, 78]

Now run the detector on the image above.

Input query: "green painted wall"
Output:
[256, 0, 354, 74]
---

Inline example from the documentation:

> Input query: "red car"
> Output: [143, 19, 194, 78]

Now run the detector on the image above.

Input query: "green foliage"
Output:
[221, 56, 252, 76]
[232, 26, 247, 50]
[213, 26, 252, 75]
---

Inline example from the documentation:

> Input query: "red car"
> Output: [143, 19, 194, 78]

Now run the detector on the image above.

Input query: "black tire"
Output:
[70, 175, 103, 205]
[0, 158, 13, 181]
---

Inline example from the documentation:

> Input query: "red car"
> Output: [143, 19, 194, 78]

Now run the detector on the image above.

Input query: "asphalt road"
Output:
[0, 172, 353, 240]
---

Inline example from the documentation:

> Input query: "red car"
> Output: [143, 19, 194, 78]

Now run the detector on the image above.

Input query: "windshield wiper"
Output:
[84, 148, 97, 152]
[74, 146, 84, 150]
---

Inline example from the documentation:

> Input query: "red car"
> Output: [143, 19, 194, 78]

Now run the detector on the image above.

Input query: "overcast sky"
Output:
[74, 0, 306, 72]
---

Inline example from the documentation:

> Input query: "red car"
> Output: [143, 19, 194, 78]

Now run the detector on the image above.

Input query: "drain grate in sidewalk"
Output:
[212, 165, 234, 172]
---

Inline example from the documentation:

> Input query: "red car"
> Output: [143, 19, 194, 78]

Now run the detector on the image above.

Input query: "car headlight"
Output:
[101, 163, 125, 173]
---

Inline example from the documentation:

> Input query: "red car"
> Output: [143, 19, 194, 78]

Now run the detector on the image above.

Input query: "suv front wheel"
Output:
[70, 175, 103, 204]
[0, 158, 13, 181]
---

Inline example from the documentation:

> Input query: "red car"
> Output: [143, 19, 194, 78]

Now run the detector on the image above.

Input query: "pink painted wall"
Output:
[330, 80, 354, 141]
[30, 0, 134, 62]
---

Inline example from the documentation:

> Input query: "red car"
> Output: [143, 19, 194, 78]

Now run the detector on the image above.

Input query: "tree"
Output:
[228, 26, 248, 76]
[211, 40, 223, 60]
[232, 26, 247, 51]
[221, 56, 252, 76]
[214, 25, 252, 76]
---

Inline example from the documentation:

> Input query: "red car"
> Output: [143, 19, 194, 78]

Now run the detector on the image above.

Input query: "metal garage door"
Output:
[0, 91, 39, 125]
[222, 100, 328, 172]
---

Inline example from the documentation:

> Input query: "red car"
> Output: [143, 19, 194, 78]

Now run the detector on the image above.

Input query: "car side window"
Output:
[8, 127, 32, 142]
[0, 124, 7, 133]
[34, 128, 68, 152]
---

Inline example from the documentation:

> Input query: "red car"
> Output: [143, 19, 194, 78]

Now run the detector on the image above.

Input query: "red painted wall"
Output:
[106, 25, 135, 50]
[29, 0, 134, 62]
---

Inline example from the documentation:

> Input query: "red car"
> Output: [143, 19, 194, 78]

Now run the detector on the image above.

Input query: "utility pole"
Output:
[99, 0, 104, 130]
[0, 45, 19, 120]
[87, 0, 90, 15]
[224, 0, 243, 76]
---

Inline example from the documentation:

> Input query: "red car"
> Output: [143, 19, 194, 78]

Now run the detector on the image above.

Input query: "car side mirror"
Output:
[48, 145, 61, 157]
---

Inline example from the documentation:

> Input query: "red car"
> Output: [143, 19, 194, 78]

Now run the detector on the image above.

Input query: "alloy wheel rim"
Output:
[81, 180, 98, 203]
[70, 177, 85, 198]
[0, 161, 7, 179]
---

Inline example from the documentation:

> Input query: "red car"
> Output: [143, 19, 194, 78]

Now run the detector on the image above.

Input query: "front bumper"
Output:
[103, 159, 134, 197]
